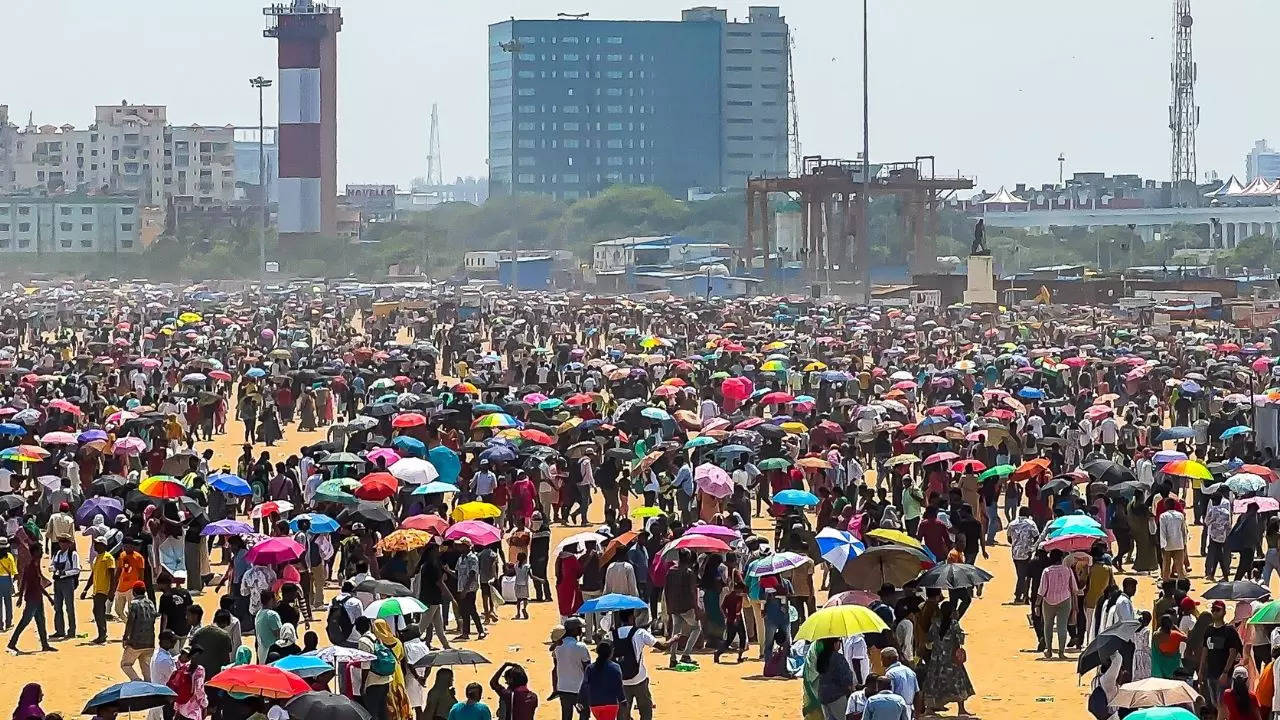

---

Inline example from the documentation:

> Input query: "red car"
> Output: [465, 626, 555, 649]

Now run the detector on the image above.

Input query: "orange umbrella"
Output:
[1011, 457, 1051, 481]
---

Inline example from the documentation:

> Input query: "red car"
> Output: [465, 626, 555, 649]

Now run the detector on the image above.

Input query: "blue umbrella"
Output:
[1158, 426, 1195, 441]
[209, 472, 252, 497]
[79, 428, 109, 444]
[290, 513, 339, 534]
[412, 481, 461, 495]
[917, 415, 950, 430]
[772, 489, 820, 506]
[1221, 425, 1253, 440]
[713, 444, 752, 456]
[201, 519, 254, 536]
[1046, 524, 1107, 539]
[1016, 387, 1045, 400]
[479, 446, 517, 463]
[1181, 380, 1203, 394]
[392, 436, 426, 457]
[82, 681, 176, 713]
[270, 654, 334, 679]
[640, 407, 671, 421]
[816, 527, 865, 569]
[1152, 450, 1187, 464]
[245, 367, 267, 379]
[0, 423, 25, 437]
[474, 403, 504, 414]
[429, 445, 461, 485]
[577, 593, 649, 614]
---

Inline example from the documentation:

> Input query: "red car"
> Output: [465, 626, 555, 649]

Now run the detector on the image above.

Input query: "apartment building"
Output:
[0, 193, 149, 253]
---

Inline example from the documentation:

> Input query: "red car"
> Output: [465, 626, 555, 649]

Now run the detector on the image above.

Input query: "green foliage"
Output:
[1232, 234, 1275, 270]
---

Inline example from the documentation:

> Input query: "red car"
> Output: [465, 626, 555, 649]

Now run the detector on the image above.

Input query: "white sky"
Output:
[6, 0, 1276, 191]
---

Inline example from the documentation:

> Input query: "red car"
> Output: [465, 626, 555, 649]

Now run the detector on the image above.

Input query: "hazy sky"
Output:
[8, 0, 1278, 192]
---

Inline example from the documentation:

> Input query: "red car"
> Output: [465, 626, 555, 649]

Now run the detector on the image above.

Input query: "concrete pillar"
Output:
[1139, 226, 1156, 245]
[1225, 222, 1235, 249]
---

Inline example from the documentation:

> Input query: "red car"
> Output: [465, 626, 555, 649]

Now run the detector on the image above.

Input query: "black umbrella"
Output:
[366, 403, 397, 418]
[1037, 478, 1075, 498]
[1082, 459, 1137, 486]
[82, 681, 176, 713]
[285, 691, 372, 720]
[354, 578, 412, 596]
[412, 648, 491, 668]
[0, 494, 24, 512]
[89, 474, 129, 495]
[1203, 580, 1271, 601]
[339, 504, 396, 529]
[1106, 481, 1150, 499]
[913, 562, 994, 590]
[1077, 626, 1135, 675]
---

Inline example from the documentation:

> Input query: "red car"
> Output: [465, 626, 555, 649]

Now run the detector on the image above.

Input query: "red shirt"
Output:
[918, 518, 951, 560]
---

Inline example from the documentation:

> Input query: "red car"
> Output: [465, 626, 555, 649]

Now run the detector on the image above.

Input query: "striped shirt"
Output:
[1038, 563, 1079, 606]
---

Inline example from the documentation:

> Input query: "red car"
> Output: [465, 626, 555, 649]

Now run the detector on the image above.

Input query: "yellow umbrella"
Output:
[450, 501, 502, 522]
[178, 312, 203, 325]
[887, 453, 921, 466]
[803, 361, 828, 371]
[557, 417, 584, 433]
[631, 506, 666, 519]
[780, 421, 808, 434]
[762, 341, 789, 352]
[376, 529, 435, 553]
[867, 528, 924, 550]
[795, 605, 888, 641]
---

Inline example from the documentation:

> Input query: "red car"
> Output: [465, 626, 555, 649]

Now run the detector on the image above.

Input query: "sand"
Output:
[0, 413, 1203, 719]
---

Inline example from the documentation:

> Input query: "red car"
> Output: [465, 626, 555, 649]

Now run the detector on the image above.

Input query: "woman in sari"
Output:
[373, 619, 413, 720]
[921, 600, 975, 716]
[1150, 614, 1185, 679]
[554, 548, 583, 622]
[1127, 494, 1159, 573]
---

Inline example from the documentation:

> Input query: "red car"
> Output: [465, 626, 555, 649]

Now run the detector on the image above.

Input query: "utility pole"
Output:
[1058, 153, 1065, 186]
[250, 75, 273, 288]
[859, 0, 871, 304]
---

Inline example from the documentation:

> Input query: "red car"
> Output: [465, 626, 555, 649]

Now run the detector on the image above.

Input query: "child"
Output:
[514, 554, 531, 619]
[715, 578, 748, 663]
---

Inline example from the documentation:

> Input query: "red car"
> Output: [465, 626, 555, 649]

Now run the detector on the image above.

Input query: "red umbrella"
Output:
[392, 413, 426, 428]
[564, 393, 595, 407]
[400, 514, 449, 534]
[357, 472, 399, 501]
[519, 429, 555, 446]
[950, 459, 987, 474]
[659, 534, 730, 559]
[1239, 464, 1277, 481]
[760, 391, 794, 405]
[824, 590, 878, 608]
[208, 665, 310, 699]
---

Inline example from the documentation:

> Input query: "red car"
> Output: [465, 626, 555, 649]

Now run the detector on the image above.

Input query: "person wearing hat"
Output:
[1198, 599, 1244, 710]
[48, 532, 80, 641]
[121, 580, 158, 680]
[551, 618, 590, 720]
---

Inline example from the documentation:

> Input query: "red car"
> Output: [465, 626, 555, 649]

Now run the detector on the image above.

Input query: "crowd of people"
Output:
[0, 281, 1278, 720]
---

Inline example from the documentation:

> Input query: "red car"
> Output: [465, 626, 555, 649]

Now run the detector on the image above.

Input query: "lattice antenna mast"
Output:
[1169, 0, 1198, 183]
[787, 31, 802, 176]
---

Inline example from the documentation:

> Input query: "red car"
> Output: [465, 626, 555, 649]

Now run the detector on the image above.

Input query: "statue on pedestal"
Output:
[970, 219, 989, 256]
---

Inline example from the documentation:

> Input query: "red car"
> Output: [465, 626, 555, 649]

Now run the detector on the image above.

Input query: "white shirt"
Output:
[1108, 593, 1135, 629]
[473, 470, 497, 496]
[0, 468, 12, 493]
[1098, 418, 1119, 444]
[699, 399, 719, 423]
[553, 636, 592, 693]
[613, 625, 656, 686]
[1157, 509, 1187, 551]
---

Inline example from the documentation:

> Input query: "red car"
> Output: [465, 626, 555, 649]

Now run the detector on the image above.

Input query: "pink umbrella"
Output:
[1252, 357, 1272, 373]
[39, 431, 77, 445]
[365, 447, 401, 467]
[684, 524, 741, 540]
[522, 392, 549, 404]
[1235, 497, 1280, 513]
[701, 417, 731, 432]
[445, 520, 502, 546]
[1042, 533, 1106, 553]
[923, 451, 959, 466]
[735, 417, 765, 430]
[112, 436, 147, 455]
[693, 463, 733, 498]
[245, 537, 304, 566]
[1063, 356, 1089, 368]
[824, 590, 878, 608]
[659, 534, 731, 559]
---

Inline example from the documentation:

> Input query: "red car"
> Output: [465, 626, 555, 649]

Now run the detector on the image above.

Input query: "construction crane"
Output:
[786, 31, 802, 176]
[426, 103, 442, 188]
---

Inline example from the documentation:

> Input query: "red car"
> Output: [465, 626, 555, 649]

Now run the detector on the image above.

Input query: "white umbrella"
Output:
[555, 531, 606, 556]
[389, 457, 439, 484]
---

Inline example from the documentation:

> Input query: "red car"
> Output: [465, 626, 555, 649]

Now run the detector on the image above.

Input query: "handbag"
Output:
[953, 646, 967, 664]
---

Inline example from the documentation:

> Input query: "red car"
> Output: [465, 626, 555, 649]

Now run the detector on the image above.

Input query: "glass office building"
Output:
[489, 18, 723, 200]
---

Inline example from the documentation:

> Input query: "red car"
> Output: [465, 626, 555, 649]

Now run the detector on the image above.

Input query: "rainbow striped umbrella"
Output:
[472, 413, 519, 429]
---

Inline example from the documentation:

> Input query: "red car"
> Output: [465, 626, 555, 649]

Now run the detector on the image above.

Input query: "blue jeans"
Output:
[984, 504, 1002, 543]
[763, 616, 791, 660]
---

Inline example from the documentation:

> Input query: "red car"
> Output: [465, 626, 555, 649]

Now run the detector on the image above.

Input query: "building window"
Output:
[517, 88, 535, 96]
[726, 66, 750, 71]
[606, 36, 622, 44]
[562, 106, 580, 114]
[563, 173, 579, 183]
[563, 122, 580, 131]
[517, 173, 536, 183]
[762, 48, 783, 54]
[727, 31, 751, 37]
[517, 157, 535, 166]
[517, 70, 535, 79]
[60, 222, 73, 231]
[607, 157, 623, 166]
[18, 223, 30, 232]
[607, 122, 623, 131]
[0, 224, 7, 232]
[81, 223, 93, 231]
[518, 104, 536, 113]
[606, 71, 623, 79]
[518, 139, 535, 149]
[727, 118, 754, 124]
[518, 122, 536, 131]
[564, 70, 579, 78]
[563, 53, 579, 61]
[81, 207, 92, 214]
[59, 206, 71, 215]
[564, 139, 580, 148]
[80, 239, 93, 248]
[121, 207, 133, 215]
[727, 48, 752, 54]
[121, 223, 133, 231]
[606, 105, 623, 113]
[607, 139, 624, 149]
[60, 239, 72, 249]
[606, 88, 622, 96]
[606, 54, 622, 61]
[728, 153, 753, 158]
[517, 52, 535, 61]
[728, 101, 753, 106]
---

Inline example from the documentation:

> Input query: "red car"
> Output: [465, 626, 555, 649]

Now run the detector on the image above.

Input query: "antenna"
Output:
[1169, 0, 1198, 184]
[786, 30, 801, 176]
[426, 103, 442, 188]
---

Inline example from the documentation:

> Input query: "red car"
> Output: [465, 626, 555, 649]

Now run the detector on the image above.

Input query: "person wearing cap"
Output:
[121, 580, 158, 680]
[551, 618, 591, 720]
[1199, 598, 1244, 710]
[44, 502, 73, 555]
[49, 532, 80, 640]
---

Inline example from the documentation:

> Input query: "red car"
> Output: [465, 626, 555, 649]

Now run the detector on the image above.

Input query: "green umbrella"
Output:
[363, 596, 429, 619]
[758, 457, 792, 471]
[683, 436, 718, 449]
[538, 398, 564, 411]
[978, 464, 1015, 482]
[1249, 599, 1280, 624]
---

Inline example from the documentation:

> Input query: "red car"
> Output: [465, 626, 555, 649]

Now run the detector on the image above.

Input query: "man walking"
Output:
[663, 550, 701, 668]
[7, 545, 55, 654]
[49, 533, 80, 640]
[82, 537, 116, 644]
[121, 581, 157, 680]
[1007, 507, 1040, 604]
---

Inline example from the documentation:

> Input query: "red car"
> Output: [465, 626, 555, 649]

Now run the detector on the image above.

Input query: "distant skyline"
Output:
[7, 0, 1280, 192]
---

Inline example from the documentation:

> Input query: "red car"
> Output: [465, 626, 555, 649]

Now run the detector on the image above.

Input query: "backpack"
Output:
[611, 627, 641, 681]
[370, 640, 398, 676]
[166, 664, 195, 704]
[325, 595, 354, 647]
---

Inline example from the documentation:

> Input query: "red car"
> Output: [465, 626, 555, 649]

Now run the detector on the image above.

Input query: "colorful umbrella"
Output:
[207, 665, 310, 699]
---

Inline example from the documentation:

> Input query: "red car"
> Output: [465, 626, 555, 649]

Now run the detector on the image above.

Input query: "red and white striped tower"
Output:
[263, 0, 342, 250]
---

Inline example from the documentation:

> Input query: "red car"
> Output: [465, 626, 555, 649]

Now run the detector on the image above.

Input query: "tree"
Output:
[1232, 234, 1275, 271]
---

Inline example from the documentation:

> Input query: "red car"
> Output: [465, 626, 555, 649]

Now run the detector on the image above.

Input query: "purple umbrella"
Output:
[75, 496, 123, 526]
[78, 429, 109, 444]
[747, 551, 810, 577]
[684, 524, 742, 540]
[200, 519, 255, 537]
[1153, 450, 1188, 465]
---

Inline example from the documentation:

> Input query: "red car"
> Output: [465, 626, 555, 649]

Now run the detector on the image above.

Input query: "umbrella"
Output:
[816, 528, 865, 570]
[354, 578, 412, 597]
[555, 531, 606, 556]
[1202, 581, 1270, 601]
[794, 605, 888, 641]
[865, 528, 924, 550]
[428, 446, 461, 484]
[824, 590, 879, 608]
[82, 681, 176, 713]
[977, 465, 1014, 482]
[290, 513, 340, 534]
[246, 537, 304, 565]
[694, 463, 734, 499]
[400, 514, 450, 534]
[338, 504, 396, 529]
[209, 472, 252, 497]
[1221, 425, 1252, 440]
[661, 534, 731, 559]
[1113, 679, 1200, 709]
[309, 646, 376, 664]
[201, 519, 255, 537]
[1045, 515, 1103, 533]
[412, 648, 491, 668]
[271, 656, 337, 680]
[757, 457, 791, 471]
[450, 501, 502, 522]
[1226, 473, 1267, 494]
[444, 520, 502, 546]
[411, 481, 461, 496]
[1122, 709, 1197, 720]
[578, 593, 648, 614]
[284, 691, 372, 720]
[1077, 620, 1141, 675]
[841, 545, 928, 590]
[914, 562, 993, 589]
[207, 665, 310, 699]
[1082, 458, 1138, 486]
[138, 475, 186, 499]
[772, 489, 820, 507]
[1249, 600, 1280, 624]
[75, 496, 123, 526]
[747, 551, 809, 577]
[1162, 459, 1213, 482]
[363, 596, 429, 619]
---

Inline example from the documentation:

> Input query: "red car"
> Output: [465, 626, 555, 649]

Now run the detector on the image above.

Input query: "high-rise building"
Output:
[264, 0, 343, 248]
[488, 7, 789, 201]
[1246, 139, 1280, 182]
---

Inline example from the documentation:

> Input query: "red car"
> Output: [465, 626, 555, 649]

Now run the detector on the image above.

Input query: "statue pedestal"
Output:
[963, 255, 997, 305]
